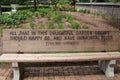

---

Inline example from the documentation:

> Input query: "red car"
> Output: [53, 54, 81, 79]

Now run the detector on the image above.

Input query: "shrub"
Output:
[1, 6, 12, 12]
[0, 11, 26, 28]
[16, 5, 34, 10]
[16, 5, 50, 11]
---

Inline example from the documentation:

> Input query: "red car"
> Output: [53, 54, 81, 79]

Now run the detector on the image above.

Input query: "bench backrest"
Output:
[3, 29, 120, 53]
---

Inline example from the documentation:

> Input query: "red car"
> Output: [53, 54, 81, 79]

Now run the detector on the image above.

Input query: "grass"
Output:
[0, 62, 10, 65]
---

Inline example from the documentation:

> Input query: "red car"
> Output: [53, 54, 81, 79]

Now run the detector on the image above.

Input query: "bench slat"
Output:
[0, 52, 120, 62]
[3, 29, 119, 52]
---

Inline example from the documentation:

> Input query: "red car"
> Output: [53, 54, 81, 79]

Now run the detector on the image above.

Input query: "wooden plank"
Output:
[3, 29, 120, 52]
[0, 54, 18, 62]
[0, 52, 120, 62]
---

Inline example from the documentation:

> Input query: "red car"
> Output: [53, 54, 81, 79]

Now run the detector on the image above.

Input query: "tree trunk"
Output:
[34, 0, 37, 11]
[73, 1, 76, 11]
[0, 3, 2, 15]
[71, 0, 76, 12]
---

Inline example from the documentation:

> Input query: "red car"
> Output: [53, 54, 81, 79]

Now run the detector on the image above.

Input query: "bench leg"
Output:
[98, 60, 116, 79]
[12, 62, 24, 80]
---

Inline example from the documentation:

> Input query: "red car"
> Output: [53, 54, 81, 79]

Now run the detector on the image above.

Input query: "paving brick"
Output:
[1, 62, 120, 80]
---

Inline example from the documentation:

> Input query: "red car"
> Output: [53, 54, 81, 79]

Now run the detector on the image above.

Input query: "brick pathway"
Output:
[0, 62, 120, 80]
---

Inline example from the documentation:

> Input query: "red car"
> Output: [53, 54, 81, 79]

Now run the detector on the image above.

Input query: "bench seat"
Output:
[0, 52, 120, 80]
[0, 52, 120, 62]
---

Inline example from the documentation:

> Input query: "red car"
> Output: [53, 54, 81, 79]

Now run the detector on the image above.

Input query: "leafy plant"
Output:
[64, 14, 73, 22]
[57, 22, 65, 29]
[26, 11, 33, 18]
[0, 11, 27, 28]
[70, 21, 80, 29]
[51, 11, 64, 22]
[48, 22, 55, 29]
[93, 12, 101, 16]
[46, 13, 52, 20]
[0, 26, 3, 36]
[1, 6, 12, 12]
[38, 8, 50, 17]
[39, 23, 44, 29]
[34, 12, 39, 18]
[29, 21, 34, 29]
[82, 25, 90, 29]
[22, 25, 27, 29]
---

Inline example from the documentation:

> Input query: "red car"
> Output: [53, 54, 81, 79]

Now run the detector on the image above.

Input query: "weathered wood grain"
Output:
[3, 29, 120, 52]
[0, 52, 120, 62]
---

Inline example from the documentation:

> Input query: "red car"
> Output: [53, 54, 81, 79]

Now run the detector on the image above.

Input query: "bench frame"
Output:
[12, 60, 116, 80]
[4, 52, 117, 80]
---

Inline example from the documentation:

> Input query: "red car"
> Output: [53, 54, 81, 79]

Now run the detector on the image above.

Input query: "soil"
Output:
[19, 11, 119, 30]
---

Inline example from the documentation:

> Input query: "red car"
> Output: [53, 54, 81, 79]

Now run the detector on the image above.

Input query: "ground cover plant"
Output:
[0, 0, 119, 32]
[0, 7, 91, 30]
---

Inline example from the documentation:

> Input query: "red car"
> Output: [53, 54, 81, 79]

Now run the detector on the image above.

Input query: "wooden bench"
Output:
[0, 29, 120, 80]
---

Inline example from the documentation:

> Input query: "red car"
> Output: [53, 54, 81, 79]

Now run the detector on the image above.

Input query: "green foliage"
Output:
[1, 6, 12, 12]
[0, 11, 26, 28]
[79, 0, 120, 2]
[46, 13, 52, 20]
[50, 0, 77, 11]
[51, 12, 64, 22]
[70, 21, 80, 29]
[16, 5, 50, 11]
[64, 14, 73, 22]
[34, 12, 39, 17]
[82, 25, 90, 29]
[38, 8, 50, 17]
[78, 8, 91, 14]
[0, 62, 10, 65]
[26, 11, 33, 18]
[79, 0, 90, 2]
[29, 21, 34, 29]
[0, 26, 3, 36]
[93, 12, 101, 16]
[22, 25, 27, 29]
[16, 5, 34, 10]
[48, 21, 55, 29]
[57, 22, 65, 29]
[0, 0, 11, 5]
[0, 0, 30, 5]
[39, 23, 44, 29]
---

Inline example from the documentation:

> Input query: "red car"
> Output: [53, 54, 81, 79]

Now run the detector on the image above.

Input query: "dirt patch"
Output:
[16, 11, 119, 30]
